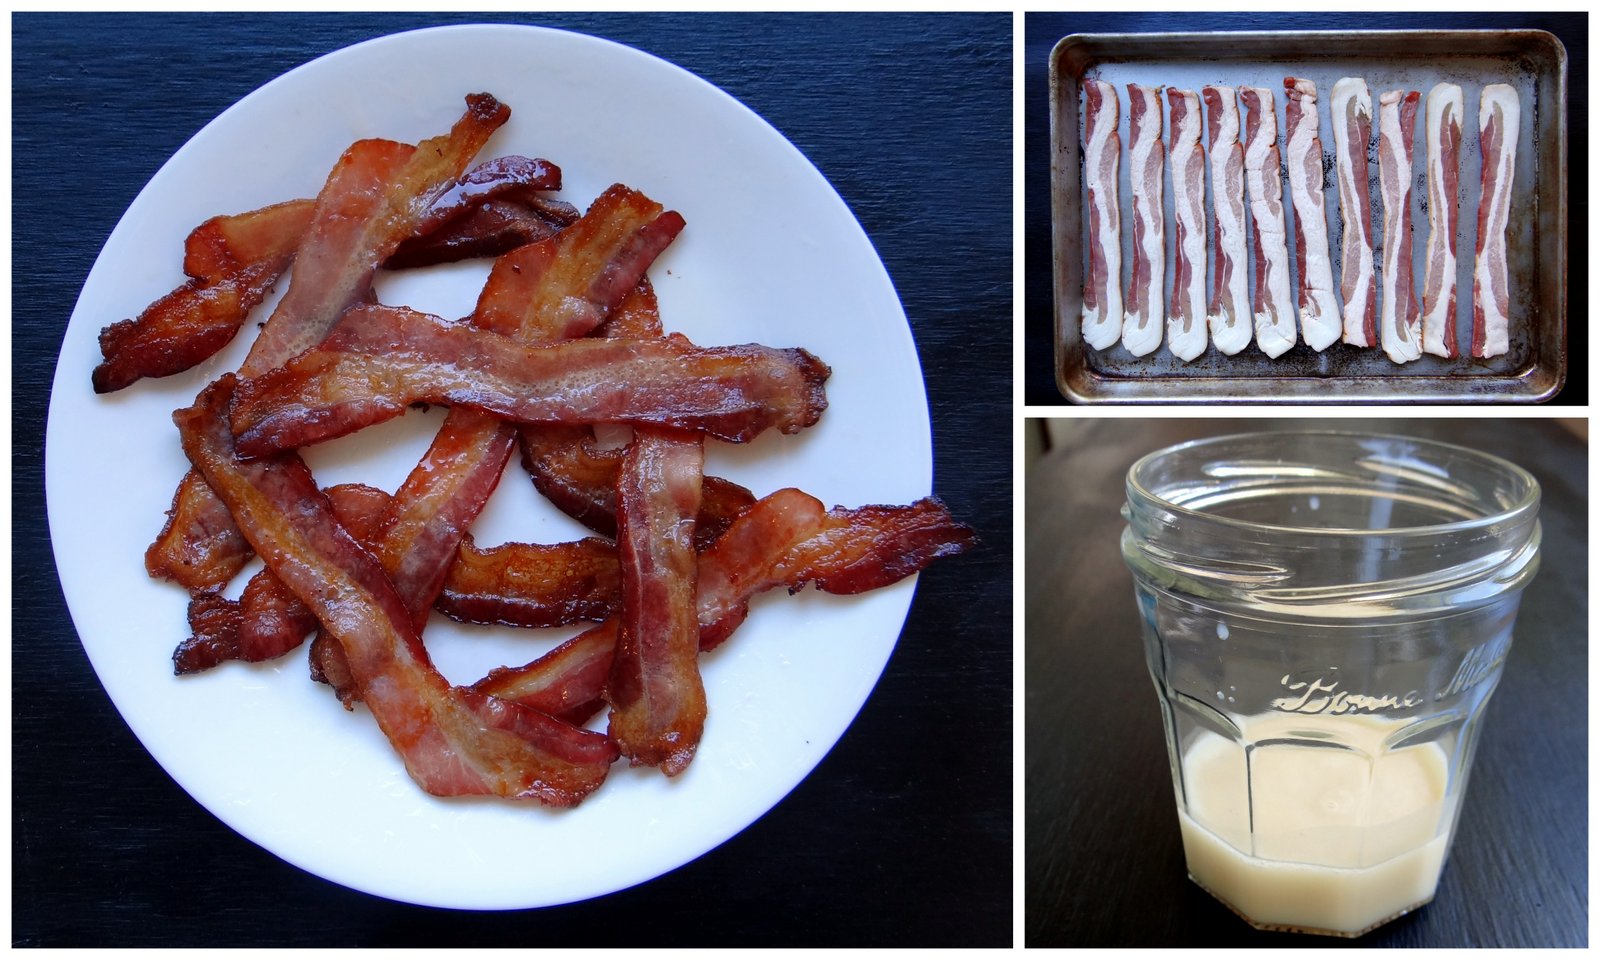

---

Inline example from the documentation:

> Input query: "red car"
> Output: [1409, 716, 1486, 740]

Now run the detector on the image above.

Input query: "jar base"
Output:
[1187, 872, 1433, 938]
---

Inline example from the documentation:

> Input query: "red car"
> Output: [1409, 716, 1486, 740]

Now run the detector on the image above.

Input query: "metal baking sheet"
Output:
[1049, 30, 1567, 403]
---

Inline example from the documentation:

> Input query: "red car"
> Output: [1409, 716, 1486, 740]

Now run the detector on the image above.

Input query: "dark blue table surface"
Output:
[13, 13, 1012, 947]
[1023, 12, 1589, 405]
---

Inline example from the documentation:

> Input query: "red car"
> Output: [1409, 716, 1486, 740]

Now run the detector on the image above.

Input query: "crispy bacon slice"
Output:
[472, 491, 977, 724]
[229, 304, 830, 455]
[1240, 85, 1297, 358]
[1203, 85, 1251, 356]
[147, 97, 511, 592]
[1378, 89, 1423, 364]
[438, 535, 620, 628]
[1165, 87, 1207, 361]
[1421, 83, 1464, 358]
[607, 430, 706, 774]
[174, 375, 617, 804]
[1472, 84, 1518, 359]
[1080, 79, 1123, 350]
[1122, 82, 1164, 357]
[1331, 77, 1378, 347]
[385, 195, 578, 268]
[1283, 77, 1342, 351]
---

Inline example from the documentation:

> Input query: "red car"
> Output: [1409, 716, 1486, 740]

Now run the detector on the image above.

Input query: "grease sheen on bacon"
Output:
[175, 376, 618, 805]
[229, 304, 830, 455]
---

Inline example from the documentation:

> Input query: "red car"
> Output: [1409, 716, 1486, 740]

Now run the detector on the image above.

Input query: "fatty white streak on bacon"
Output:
[1164, 88, 1207, 361]
[1472, 84, 1519, 359]
[1239, 86, 1297, 358]
[1421, 83, 1465, 358]
[1121, 82, 1165, 357]
[1202, 85, 1251, 356]
[1378, 89, 1423, 364]
[1330, 78, 1378, 347]
[1081, 80, 1124, 350]
[1283, 78, 1342, 351]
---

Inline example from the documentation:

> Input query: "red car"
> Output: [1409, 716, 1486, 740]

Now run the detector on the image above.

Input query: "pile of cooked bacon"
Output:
[94, 93, 975, 806]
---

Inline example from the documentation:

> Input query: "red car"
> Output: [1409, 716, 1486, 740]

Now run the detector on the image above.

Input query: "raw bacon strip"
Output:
[1331, 78, 1378, 347]
[1165, 87, 1207, 361]
[1283, 78, 1342, 351]
[1203, 86, 1251, 356]
[472, 491, 977, 723]
[607, 430, 707, 775]
[148, 97, 510, 592]
[1421, 83, 1465, 357]
[437, 535, 620, 628]
[1472, 84, 1519, 359]
[92, 201, 313, 393]
[1122, 82, 1164, 357]
[1239, 86, 1297, 358]
[1378, 89, 1423, 364]
[229, 304, 831, 454]
[175, 376, 618, 804]
[1080, 80, 1123, 349]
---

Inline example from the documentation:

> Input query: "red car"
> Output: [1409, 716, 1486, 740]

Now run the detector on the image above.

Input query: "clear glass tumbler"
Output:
[1120, 432, 1541, 937]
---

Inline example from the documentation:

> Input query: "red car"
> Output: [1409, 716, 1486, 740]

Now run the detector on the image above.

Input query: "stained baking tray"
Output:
[1049, 30, 1567, 403]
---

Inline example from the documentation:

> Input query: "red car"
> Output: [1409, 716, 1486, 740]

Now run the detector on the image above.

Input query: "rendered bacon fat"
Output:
[1202, 86, 1251, 356]
[1081, 80, 1123, 350]
[473, 491, 977, 723]
[1165, 88, 1207, 361]
[1378, 89, 1423, 364]
[1472, 84, 1518, 359]
[229, 304, 831, 454]
[1122, 83, 1165, 357]
[1421, 83, 1465, 358]
[607, 430, 707, 775]
[147, 97, 511, 592]
[175, 376, 618, 803]
[1330, 78, 1378, 347]
[1240, 86, 1297, 358]
[1283, 78, 1341, 351]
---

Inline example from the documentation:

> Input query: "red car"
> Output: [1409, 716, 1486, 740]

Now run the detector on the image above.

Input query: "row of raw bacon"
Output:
[95, 93, 975, 806]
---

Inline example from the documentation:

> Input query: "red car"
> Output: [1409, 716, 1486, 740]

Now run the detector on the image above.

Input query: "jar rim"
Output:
[1126, 430, 1541, 538]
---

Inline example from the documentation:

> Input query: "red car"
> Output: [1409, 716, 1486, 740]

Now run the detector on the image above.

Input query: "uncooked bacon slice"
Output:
[1420, 83, 1465, 358]
[1239, 86, 1297, 358]
[1283, 78, 1342, 351]
[1472, 84, 1519, 359]
[1165, 88, 1207, 361]
[1330, 78, 1378, 347]
[1202, 86, 1251, 356]
[175, 376, 618, 804]
[1122, 83, 1165, 357]
[472, 490, 977, 724]
[607, 429, 706, 775]
[1080, 79, 1123, 350]
[1378, 89, 1423, 364]
[229, 304, 830, 454]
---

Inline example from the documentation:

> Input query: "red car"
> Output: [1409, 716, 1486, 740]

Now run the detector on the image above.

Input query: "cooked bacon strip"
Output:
[1239, 86, 1297, 358]
[1122, 82, 1164, 357]
[147, 98, 510, 592]
[1165, 87, 1207, 361]
[1472, 84, 1519, 359]
[607, 430, 706, 774]
[229, 304, 830, 454]
[1378, 89, 1423, 364]
[1331, 78, 1378, 347]
[1080, 79, 1123, 350]
[386, 194, 578, 268]
[1420, 83, 1465, 358]
[473, 491, 977, 723]
[1283, 78, 1342, 351]
[438, 535, 620, 628]
[1202, 86, 1250, 356]
[174, 376, 617, 804]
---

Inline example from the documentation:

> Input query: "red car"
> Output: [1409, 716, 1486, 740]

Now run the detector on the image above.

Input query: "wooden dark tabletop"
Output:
[1023, 11, 1590, 406]
[13, 13, 1011, 947]
[1025, 418, 1588, 947]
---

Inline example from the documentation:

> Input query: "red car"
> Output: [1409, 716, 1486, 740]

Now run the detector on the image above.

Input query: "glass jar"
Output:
[1120, 431, 1541, 937]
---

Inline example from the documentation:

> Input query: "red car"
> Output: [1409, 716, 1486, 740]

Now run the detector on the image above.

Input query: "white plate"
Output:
[45, 24, 930, 910]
